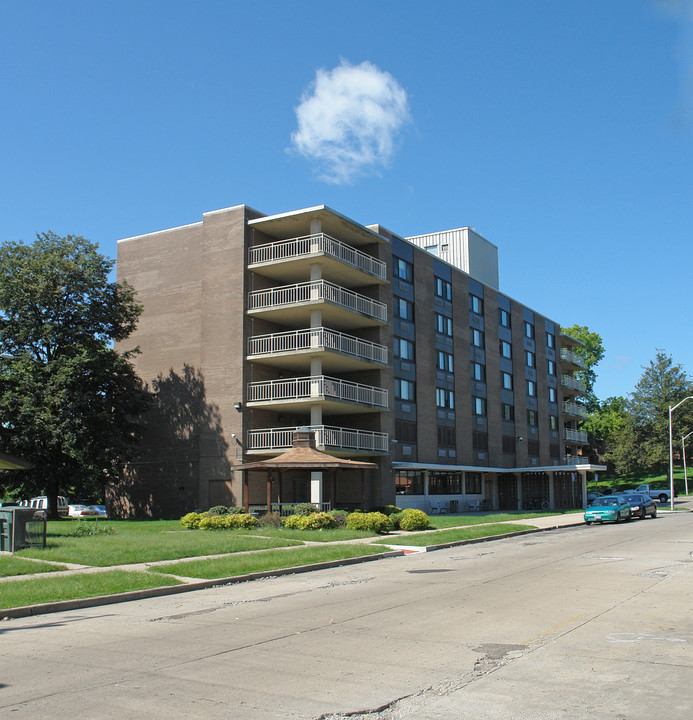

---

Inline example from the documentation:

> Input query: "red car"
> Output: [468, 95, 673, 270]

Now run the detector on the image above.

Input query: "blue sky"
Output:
[1, 0, 692, 401]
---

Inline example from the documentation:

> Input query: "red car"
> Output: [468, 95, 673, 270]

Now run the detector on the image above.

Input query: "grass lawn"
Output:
[375, 523, 533, 546]
[0, 570, 182, 610]
[15, 520, 304, 566]
[154, 543, 391, 580]
[0, 555, 68, 577]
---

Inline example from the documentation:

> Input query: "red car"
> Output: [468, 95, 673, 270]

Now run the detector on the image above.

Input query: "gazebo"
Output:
[234, 428, 377, 513]
[0, 452, 32, 470]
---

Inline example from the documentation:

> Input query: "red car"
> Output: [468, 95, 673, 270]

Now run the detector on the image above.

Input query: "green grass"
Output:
[0, 555, 68, 577]
[374, 523, 533, 546]
[249, 526, 377, 542]
[153, 543, 391, 579]
[0, 570, 182, 610]
[15, 520, 304, 565]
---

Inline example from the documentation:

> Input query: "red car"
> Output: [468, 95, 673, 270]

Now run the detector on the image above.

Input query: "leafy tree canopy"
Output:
[0, 232, 150, 516]
[560, 324, 605, 408]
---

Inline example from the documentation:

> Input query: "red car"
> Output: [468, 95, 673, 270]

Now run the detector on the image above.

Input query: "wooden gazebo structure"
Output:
[234, 428, 377, 512]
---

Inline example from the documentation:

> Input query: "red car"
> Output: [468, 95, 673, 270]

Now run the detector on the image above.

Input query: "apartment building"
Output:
[113, 203, 601, 518]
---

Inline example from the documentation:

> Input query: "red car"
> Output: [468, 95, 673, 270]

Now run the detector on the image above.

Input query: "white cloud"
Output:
[290, 60, 411, 184]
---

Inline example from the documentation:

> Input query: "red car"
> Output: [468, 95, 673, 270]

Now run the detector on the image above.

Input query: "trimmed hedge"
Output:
[181, 512, 259, 530]
[397, 508, 430, 531]
[344, 511, 392, 533]
[282, 512, 336, 530]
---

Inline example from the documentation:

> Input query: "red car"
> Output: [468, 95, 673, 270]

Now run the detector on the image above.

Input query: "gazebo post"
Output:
[266, 470, 273, 514]
[360, 470, 366, 511]
[331, 470, 337, 511]
[243, 471, 249, 513]
[278, 470, 283, 513]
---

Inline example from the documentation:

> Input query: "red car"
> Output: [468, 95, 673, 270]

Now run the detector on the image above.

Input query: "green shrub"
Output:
[207, 505, 229, 516]
[389, 511, 404, 530]
[180, 512, 203, 529]
[224, 513, 259, 529]
[258, 511, 282, 528]
[198, 515, 227, 530]
[370, 505, 401, 516]
[345, 511, 392, 533]
[282, 514, 306, 530]
[68, 521, 117, 537]
[328, 509, 348, 527]
[226, 506, 244, 515]
[398, 508, 430, 531]
[302, 512, 337, 530]
[292, 503, 319, 516]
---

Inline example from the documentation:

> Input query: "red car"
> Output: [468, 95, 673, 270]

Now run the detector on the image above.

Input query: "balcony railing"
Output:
[247, 375, 389, 409]
[249, 233, 387, 282]
[560, 348, 586, 369]
[248, 280, 387, 323]
[247, 425, 389, 453]
[562, 401, 588, 418]
[561, 375, 587, 393]
[248, 327, 388, 365]
[563, 428, 588, 443]
[562, 456, 590, 465]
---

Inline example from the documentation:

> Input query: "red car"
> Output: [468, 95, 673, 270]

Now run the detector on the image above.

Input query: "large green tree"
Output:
[611, 351, 693, 477]
[0, 232, 150, 516]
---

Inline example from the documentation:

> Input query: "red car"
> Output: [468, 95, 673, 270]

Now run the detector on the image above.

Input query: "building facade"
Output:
[113, 203, 600, 518]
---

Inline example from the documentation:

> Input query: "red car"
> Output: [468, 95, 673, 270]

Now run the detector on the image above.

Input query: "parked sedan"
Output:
[584, 495, 632, 524]
[620, 493, 657, 520]
[67, 504, 100, 518]
[586, 491, 603, 506]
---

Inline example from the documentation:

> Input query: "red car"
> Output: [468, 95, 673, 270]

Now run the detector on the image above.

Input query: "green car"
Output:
[584, 495, 632, 524]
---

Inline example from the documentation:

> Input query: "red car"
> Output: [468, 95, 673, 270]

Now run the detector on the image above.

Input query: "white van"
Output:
[19, 496, 69, 517]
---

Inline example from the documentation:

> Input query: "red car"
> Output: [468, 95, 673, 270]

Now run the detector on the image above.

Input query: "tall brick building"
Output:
[113, 203, 601, 518]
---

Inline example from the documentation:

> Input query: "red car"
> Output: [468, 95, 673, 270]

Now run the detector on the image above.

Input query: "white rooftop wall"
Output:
[405, 227, 499, 289]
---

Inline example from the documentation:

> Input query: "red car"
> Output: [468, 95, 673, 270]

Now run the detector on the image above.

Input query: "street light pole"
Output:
[682, 430, 693, 496]
[669, 396, 693, 510]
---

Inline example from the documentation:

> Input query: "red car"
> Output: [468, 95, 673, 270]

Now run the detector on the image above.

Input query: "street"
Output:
[1, 512, 692, 719]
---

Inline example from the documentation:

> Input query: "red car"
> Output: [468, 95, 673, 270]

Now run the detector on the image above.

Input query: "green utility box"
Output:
[0, 506, 47, 552]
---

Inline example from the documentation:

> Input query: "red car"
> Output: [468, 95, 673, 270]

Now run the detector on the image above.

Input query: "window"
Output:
[437, 350, 454, 373]
[437, 426, 456, 448]
[435, 313, 453, 336]
[471, 361, 485, 382]
[395, 297, 414, 321]
[527, 439, 540, 456]
[436, 388, 454, 409]
[546, 332, 555, 349]
[473, 396, 486, 416]
[395, 470, 424, 495]
[502, 403, 515, 422]
[501, 371, 513, 390]
[429, 471, 462, 495]
[394, 257, 413, 282]
[469, 294, 484, 315]
[549, 415, 558, 431]
[524, 321, 535, 339]
[527, 409, 538, 426]
[435, 277, 451, 300]
[500, 340, 512, 359]
[502, 435, 516, 453]
[471, 328, 485, 348]
[472, 431, 488, 450]
[527, 380, 537, 397]
[525, 350, 535, 367]
[394, 337, 415, 360]
[466, 472, 482, 494]
[499, 308, 511, 328]
[547, 359, 556, 376]
[395, 378, 416, 401]
[395, 419, 417, 443]
[548, 387, 557, 403]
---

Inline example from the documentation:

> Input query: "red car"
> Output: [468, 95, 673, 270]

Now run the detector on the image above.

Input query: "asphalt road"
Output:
[1, 511, 692, 720]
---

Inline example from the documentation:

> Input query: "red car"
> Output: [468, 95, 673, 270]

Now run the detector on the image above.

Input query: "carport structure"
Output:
[235, 428, 377, 513]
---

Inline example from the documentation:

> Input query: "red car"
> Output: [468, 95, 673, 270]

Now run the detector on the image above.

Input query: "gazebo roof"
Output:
[0, 452, 32, 470]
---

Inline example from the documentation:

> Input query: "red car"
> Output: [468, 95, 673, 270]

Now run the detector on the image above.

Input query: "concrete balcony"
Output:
[563, 428, 589, 444]
[561, 374, 587, 396]
[249, 233, 387, 285]
[560, 348, 586, 370]
[246, 375, 389, 414]
[247, 280, 388, 329]
[246, 425, 389, 456]
[562, 401, 588, 419]
[247, 327, 388, 372]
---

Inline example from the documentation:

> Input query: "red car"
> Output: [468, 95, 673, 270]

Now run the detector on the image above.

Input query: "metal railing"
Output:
[248, 502, 332, 517]
[562, 456, 590, 465]
[248, 280, 387, 323]
[247, 375, 388, 408]
[561, 375, 587, 393]
[247, 425, 389, 453]
[247, 327, 388, 365]
[560, 348, 586, 368]
[249, 233, 387, 281]
[562, 401, 588, 418]
[563, 428, 588, 443]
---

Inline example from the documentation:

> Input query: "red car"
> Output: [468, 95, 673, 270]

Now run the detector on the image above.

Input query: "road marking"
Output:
[607, 632, 686, 643]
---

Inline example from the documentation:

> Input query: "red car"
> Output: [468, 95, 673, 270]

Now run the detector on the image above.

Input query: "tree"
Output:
[611, 351, 693, 477]
[582, 395, 628, 467]
[560, 324, 605, 410]
[0, 232, 150, 517]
